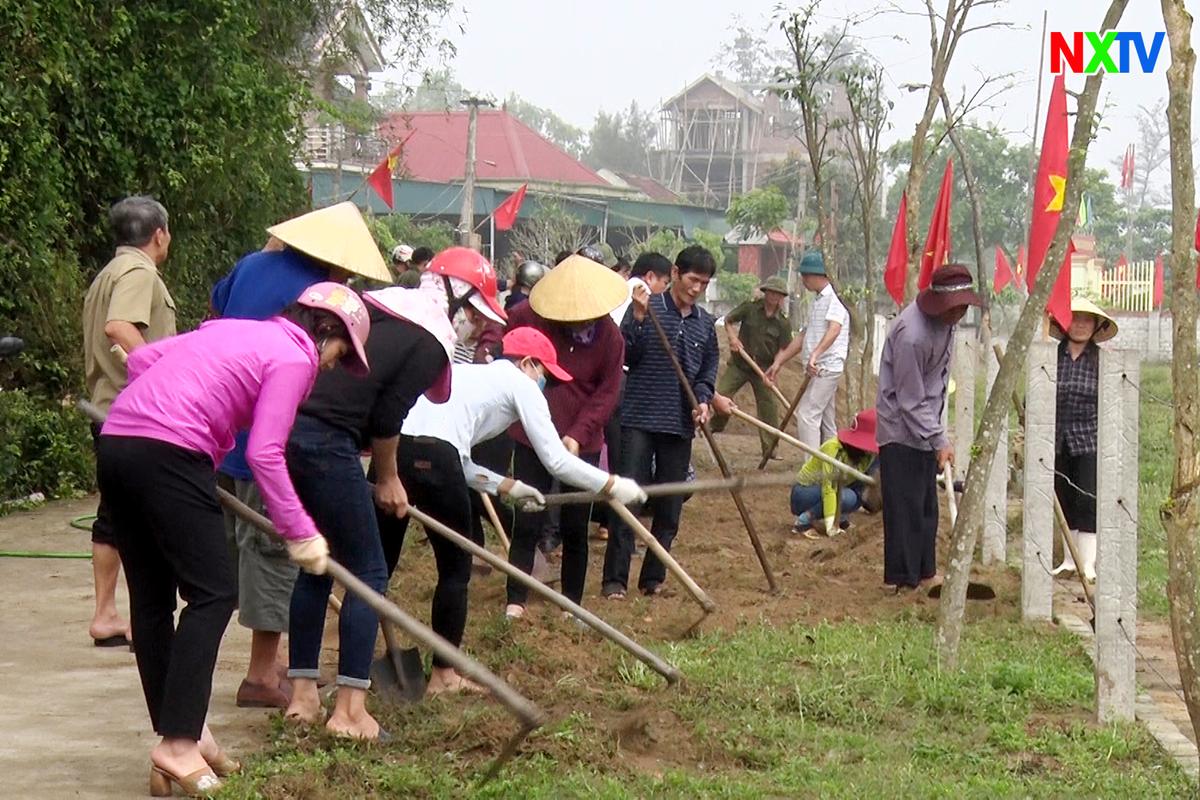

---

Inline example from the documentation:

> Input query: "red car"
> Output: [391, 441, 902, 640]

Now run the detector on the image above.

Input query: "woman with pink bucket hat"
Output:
[94, 281, 369, 797]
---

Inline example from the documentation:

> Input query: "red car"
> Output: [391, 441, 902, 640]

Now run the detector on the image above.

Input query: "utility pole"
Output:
[459, 97, 493, 247]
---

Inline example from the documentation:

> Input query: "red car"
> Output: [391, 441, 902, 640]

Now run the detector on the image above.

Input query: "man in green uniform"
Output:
[711, 275, 792, 458]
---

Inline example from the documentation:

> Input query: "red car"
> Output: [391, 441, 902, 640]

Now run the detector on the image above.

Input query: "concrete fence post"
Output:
[982, 352, 1008, 565]
[952, 333, 976, 482]
[1022, 340, 1056, 621]
[1095, 349, 1140, 722]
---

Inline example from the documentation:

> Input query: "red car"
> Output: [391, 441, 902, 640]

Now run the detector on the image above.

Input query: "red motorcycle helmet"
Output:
[427, 246, 506, 322]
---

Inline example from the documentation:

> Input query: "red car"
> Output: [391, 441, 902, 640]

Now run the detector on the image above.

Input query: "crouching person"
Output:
[790, 409, 879, 539]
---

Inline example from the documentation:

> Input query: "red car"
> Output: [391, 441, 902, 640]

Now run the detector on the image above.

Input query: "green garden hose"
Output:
[70, 513, 97, 531]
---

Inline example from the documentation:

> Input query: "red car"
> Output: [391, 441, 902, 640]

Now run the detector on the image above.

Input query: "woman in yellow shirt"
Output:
[791, 408, 879, 539]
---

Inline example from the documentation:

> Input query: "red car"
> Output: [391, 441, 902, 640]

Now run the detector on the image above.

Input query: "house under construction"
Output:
[654, 74, 802, 209]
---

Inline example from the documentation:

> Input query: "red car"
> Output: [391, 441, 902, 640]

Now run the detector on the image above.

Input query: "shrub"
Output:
[0, 389, 93, 504]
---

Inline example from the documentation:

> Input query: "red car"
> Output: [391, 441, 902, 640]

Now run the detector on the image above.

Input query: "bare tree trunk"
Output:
[1159, 0, 1200, 752]
[934, 0, 1130, 669]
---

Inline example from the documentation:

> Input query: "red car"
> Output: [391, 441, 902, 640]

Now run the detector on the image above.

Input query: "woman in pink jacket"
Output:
[96, 282, 369, 798]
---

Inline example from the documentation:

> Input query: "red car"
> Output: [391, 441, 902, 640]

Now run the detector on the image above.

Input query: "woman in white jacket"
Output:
[376, 326, 646, 695]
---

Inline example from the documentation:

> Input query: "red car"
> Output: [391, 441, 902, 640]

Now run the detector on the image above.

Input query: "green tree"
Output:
[0, 0, 448, 499]
[584, 102, 657, 174]
[727, 187, 791, 238]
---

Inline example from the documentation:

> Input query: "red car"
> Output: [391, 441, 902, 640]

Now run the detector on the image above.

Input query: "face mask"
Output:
[536, 375, 547, 392]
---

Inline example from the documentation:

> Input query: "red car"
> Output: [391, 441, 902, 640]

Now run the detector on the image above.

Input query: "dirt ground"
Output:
[0, 361, 1024, 798]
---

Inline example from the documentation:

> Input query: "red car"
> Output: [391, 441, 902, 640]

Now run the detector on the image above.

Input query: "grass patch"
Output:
[217, 619, 1189, 798]
[1138, 362, 1173, 618]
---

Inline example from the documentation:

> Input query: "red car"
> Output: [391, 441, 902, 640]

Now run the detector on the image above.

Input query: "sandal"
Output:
[149, 764, 221, 798]
[602, 582, 626, 600]
[203, 749, 240, 777]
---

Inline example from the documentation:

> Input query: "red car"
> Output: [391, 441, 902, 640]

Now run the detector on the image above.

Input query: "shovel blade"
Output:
[370, 647, 426, 705]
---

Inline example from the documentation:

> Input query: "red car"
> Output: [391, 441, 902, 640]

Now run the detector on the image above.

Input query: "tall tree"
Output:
[1158, 0, 1200, 754]
[713, 16, 788, 85]
[900, 0, 1009, 302]
[777, 1, 850, 282]
[838, 58, 891, 410]
[934, 0, 1131, 669]
[584, 101, 657, 175]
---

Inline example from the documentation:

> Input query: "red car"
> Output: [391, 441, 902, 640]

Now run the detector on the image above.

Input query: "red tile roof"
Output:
[378, 110, 608, 187]
[615, 171, 680, 203]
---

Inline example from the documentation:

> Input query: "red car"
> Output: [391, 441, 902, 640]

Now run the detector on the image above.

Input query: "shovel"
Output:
[370, 620, 427, 704]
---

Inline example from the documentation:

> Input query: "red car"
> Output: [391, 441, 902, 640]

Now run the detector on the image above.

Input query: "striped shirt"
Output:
[802, 283, 850, 372]
[620, 291, 719, 439]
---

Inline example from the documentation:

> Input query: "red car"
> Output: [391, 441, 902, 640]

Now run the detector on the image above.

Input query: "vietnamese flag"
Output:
[1027, 74, 1073, 331]
[883, 191, 909, 305]
[917, 159, 954, 290]
[994, 246, 1014, 293]
[1153, 253, 1164, 308]
[493, 184, 528, 231]
[367, 142, 406, 209]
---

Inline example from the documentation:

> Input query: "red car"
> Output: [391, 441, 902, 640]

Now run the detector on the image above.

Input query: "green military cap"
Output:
[759, 275, 789, 296]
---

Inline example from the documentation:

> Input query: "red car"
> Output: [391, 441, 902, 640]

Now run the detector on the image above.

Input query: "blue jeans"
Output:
[790, 484, 863, 520]
[286, 414, 387, 689]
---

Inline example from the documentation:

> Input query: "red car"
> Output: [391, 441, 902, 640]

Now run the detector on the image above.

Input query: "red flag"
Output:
[1120, 144, 1136, 190]
[367, 142, 404, 209]
[994, 246, 1014, 293]
[1027, 74, 1073, 331]
[1154, 252, 1164, 307]
[493, 184, 528, 231]
[917, 159, 954, 290]
[884, 191, 909, 306]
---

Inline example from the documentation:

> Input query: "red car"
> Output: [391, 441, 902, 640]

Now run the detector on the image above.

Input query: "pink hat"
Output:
[364, 287, 455, 403]
[297, 282, 371, 376]
[502, 327, 573, 382]
[837, 408, 879, 455]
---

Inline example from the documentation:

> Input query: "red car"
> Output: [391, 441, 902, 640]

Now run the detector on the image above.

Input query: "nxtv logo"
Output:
[1049, 31, 1165, 74]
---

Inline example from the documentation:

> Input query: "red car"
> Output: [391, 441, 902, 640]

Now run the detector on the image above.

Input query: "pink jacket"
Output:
[103, 317, 320, 541]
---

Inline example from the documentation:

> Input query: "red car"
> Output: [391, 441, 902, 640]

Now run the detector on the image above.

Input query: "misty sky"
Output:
[377, 0, 1195, 195]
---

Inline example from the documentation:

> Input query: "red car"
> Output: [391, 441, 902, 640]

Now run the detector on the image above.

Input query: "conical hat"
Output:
[1048, 296, 1119, 344]
[266, 202, 391, 283]
[529, 254, 629, 322]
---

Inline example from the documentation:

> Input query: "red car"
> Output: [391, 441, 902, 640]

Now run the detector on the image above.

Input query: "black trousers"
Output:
[1055, 450, 1097, 533]
[90, 423, 117, 546]
[377, 435, 473, 668]
[507, 443, 601, 606]
[602, 427, 692, 592]
[879, 443, 939, 588]
[96, 435, 237, 740]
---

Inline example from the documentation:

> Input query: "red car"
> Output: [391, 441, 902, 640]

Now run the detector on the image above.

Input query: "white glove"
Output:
[504, 480, 546, 511]
[605, 475, 647, 505]
[287, 534, 329, 575]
